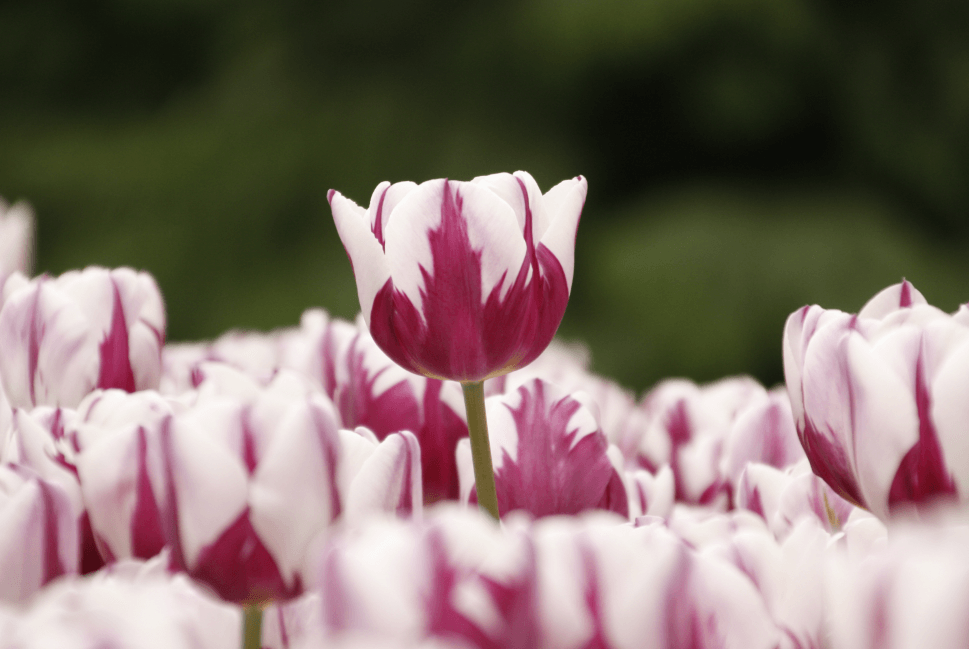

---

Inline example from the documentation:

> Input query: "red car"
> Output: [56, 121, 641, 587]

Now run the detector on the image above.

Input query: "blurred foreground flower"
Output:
[312, 506, 781, 649]
[0, 267, 166, 409]
[784, 280, 969, 519]
[0, 557, 240, 649]
[78, 369, 421, 604]
[0, 464, 78, 603]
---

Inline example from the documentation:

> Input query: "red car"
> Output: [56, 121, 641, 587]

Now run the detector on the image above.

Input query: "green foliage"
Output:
[2, 0, 968, 392]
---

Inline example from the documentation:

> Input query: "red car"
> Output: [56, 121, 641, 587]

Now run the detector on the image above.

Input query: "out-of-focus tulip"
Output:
[736, 459, 863, 540]
[0, 267, 166, 409]
[0, 198, 33, 290]
[328, 172, 586, 382]
[456, 378, 627, 518]
[320, 319, 468, 503]
[0, 556, 240, 649]
[78, 369, 422, 604]
[314, 507, 781, 649]
[824, 523, 969, 649]
[632, 377, 801, 510]
[783, 280, 969, 519]
[0, 464, 79, 603]
[1, 405, 109, 573]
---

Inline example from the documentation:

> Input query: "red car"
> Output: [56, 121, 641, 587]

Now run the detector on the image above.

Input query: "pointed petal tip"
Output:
[326, 189, 338, 205]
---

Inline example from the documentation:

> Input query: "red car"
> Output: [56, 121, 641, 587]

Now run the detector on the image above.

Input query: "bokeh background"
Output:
[2, 0, 969, 393]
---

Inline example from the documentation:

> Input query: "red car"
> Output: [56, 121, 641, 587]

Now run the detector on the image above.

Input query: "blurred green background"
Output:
[2, 0, 969, 393]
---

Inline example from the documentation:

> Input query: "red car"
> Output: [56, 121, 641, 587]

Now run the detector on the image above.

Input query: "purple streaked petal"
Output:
[344, 431, 423, 522]
[930, 338, 969, 500]
[536, 175, 586, 291]
[189, 508, 298, 604]
[165, 414, 249, 570]
[96, 279, 136, 392]
[797, 315, 871, 507]
[473, 380, 615, 518]
[419, 379, 468, 502]
[367, 181, 419, 248]
[249, 399, 342, 587]
[383, 178, 525, 318]
[78, 421, 168, 564]
[329, 189, 391, 328]
[886, 344, 957, 510]
[0, 466, 79, 603]
[841, 334, 921, 516]
[857, 279, 927, 319]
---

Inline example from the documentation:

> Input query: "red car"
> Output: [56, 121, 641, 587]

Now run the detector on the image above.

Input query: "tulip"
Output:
[456, 378, 628, 518]
[736, 460, 862, 540]
[319, 319, 468, 503]
[1, 405, 109, 573]
[0, 267, 166, 409]
[824, 523, 969, 649]
[328, 172, 585, 383]
[0, 556, 241, 649]
[314, 507, 781, 649]
[783, 280, 969, 519]
[633, 376, 793, 510]
[0, 463, 79, 603]
[330, 171, 586, 520]
[77, 369, 422, 606]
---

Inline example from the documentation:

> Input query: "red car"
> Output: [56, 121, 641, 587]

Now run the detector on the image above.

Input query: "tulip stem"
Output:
[242, 605, 263, 649]
[462, 381, 500, 520]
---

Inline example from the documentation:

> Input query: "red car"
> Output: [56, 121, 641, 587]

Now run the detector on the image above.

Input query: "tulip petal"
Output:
[329, 190, 391, 328]
[929, 337, 969, 499]
[537, 176, 586, 291]
[345, 431, 423, 522]
[858, 279, 927, 319]
[384, 178, 526, 317]
[250, 401, 342, 587]
[367, 181, 418, 247]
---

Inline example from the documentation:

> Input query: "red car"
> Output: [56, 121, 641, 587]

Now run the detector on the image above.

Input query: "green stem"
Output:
[462, 381, 500, 520]
[242, 605, 263, 649]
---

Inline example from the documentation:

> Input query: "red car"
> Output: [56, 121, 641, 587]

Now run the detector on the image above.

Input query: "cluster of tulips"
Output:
[1, 173, 968, 649]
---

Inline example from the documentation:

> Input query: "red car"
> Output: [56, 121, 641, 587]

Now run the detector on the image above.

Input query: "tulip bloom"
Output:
[783, 280, 969, 518]
[78, 369, 422, 604]
[0, 464, 79, 603]
[328, 172, 586, 382]
[319, 319, 468, 502]
[2, 557, 241, 649]
[0, 266, 166, 409]
[315, 508, 781, 649]
[456, 378, 627, 518]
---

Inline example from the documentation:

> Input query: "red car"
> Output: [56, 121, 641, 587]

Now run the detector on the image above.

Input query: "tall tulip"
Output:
[329, 172, 586, 520]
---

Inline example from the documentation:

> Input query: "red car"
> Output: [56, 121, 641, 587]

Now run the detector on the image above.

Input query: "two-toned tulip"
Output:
[0, 267, 166, 409]
[456, 378, 628, 518]
[0, 464, 79, 603]
[328, 172, 585, 382]
[784, 280, 969, 518]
